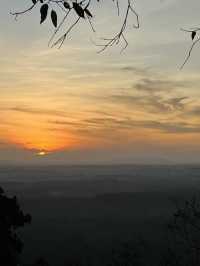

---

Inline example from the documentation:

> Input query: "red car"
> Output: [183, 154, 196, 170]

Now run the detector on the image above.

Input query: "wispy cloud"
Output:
[9, 106, 67, 118]
[134, 78, 185, 93]
[109, 93, 188, 113]
[120, 66, 151, 76]
[187, 106, 200, 117]
[48, 116, 200, 135]
[83, 117, 200, 133]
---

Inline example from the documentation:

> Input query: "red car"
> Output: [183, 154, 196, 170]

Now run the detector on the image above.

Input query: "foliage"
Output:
[161, 197, 200, 266]
[107, 197, 200, 266]
[0, 186, 31, 266]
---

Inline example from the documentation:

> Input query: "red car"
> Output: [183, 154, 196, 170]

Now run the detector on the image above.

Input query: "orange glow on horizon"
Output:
[5, 126, 80, 153]
[3, 108, 200, 156]
[4, 123, 200, 154]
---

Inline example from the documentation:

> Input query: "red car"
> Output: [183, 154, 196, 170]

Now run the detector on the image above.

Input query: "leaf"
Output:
[51, 10, 57, 28]
[32, 0, 37, 5]
[73, 2, 85, 18]
[63, 1, 70, 9]
[85, 8, 93, 18]
[40, 4, 48, 24]
[191, 31, 196, 41]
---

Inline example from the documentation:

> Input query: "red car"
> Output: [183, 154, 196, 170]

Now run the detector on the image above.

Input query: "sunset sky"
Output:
[1, 0, 200, 164]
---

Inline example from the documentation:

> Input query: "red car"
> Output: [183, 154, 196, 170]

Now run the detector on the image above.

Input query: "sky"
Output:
[1, 0, 200, 165]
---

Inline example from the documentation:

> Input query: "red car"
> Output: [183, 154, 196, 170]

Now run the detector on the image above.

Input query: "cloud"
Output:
[97, 117, 200, 134]
[46, 69, 195, 136]
[109, 94, 188, 113]
[187, 106, 200, 117]
[9, 106, 67, 117]
[101, 71, 190, 113]
[120, 66, 150, 76]
[135, 120, 200, 134]
[50, 116, 200, 134]
[134, 78, 185, 93]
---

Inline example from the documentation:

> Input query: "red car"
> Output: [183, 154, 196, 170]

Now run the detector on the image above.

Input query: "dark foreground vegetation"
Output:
[1, 184, 200, 266]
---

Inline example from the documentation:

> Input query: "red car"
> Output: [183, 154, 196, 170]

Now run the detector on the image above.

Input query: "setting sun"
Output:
[37, 151, 48, 156]
[1, 118, 80, 154]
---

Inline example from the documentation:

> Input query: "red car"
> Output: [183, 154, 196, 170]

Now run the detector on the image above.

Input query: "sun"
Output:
[37, 151, 49, 156]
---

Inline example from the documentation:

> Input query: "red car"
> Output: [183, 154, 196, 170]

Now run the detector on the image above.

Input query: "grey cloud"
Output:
[49, 120, 79, 126]
[104, 72, 189, 113]
[164, 97, 188, 110]
[75, 117, 200, 134]
[134, 78, 185, 93]
[187, 106, 200, 117]
[136, 120, 200, 133]
[110, 94, 188, 113]
[121, 66, 150, 76]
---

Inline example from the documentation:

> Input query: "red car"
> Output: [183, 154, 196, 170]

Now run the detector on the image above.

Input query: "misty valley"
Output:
[1, 165, 200, 266]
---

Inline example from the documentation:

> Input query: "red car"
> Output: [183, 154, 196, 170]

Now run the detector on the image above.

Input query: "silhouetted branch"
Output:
[52, 16, 81, 48]
[10, 2, 37, 20]
[95, 0, 139, 53]
[12, 0, 200, 67]
[11, 0, 139, 51]
[180, 27, 200, 69]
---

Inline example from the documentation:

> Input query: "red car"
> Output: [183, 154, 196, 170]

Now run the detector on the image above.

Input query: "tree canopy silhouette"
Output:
[163, 197, 200, 266]
[0, 186, 31, 266]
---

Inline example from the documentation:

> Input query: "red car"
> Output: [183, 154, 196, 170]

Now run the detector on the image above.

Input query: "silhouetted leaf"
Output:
[40, 4, 48, 24]
[191, 31, 196, 41]
[51, 10, 57, 28]
[85, 8, 93, 18]
[63, 1, 70, 9]
[73, 2, 85, 18]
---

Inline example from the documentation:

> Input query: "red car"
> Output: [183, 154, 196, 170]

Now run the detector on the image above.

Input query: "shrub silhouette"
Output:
[160, 197, 200, 266]
[0, 186, 31, 266]
[107, 197, 200, 266]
